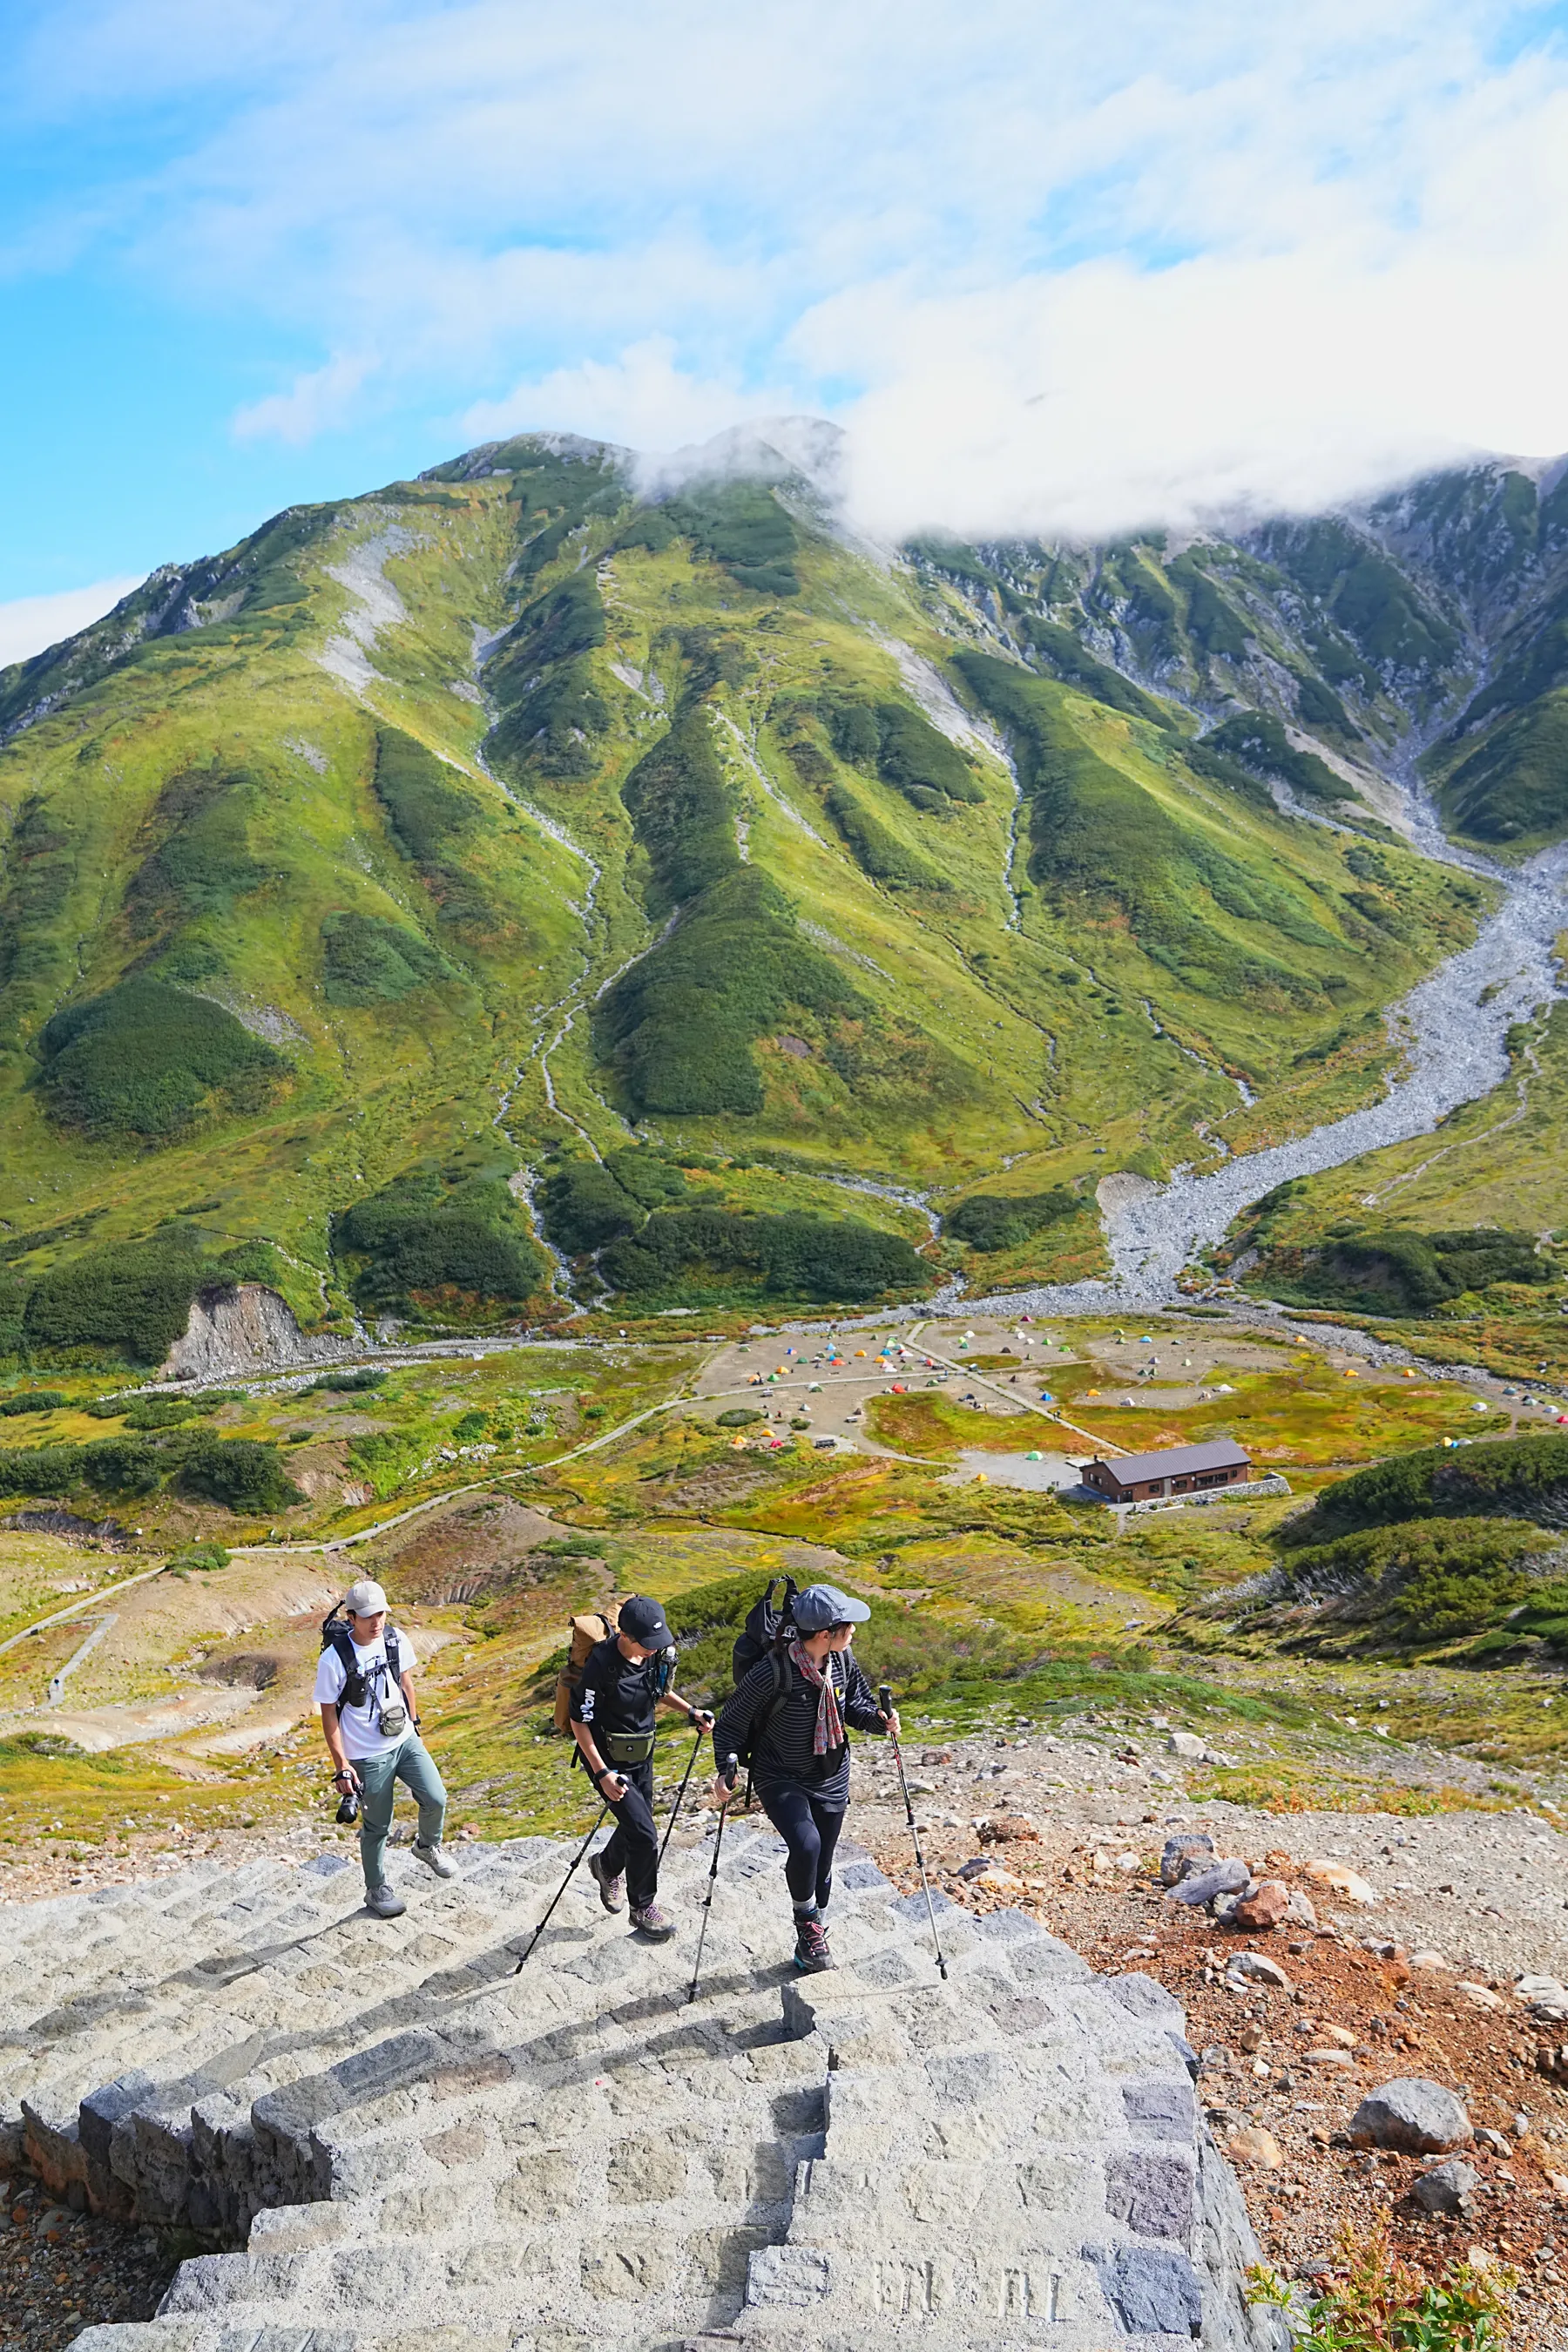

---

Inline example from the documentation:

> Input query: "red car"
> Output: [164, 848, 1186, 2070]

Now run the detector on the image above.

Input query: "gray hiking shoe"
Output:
[411, 1839, 456, 1879]
[365, 1882, 407, 1920]
[630, 1902, 675, 1939]
[589, 1851, 625, 1912]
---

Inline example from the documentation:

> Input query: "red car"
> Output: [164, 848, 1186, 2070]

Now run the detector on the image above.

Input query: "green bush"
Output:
[1280, 1516, 1544, 1642]
[452, 1409, 490, 1441]
[124, 767, 268, 936]
[665, 484, 800, 594]
[871, 702, 984, 805]
[37, 981, 287, 1143]
[1293, 1431, 1568, 1543]
[176, 1435, 303, 1512]
[620, 706, 738, 913]
[24, 1233, 206, 1362]
[321, 912, 456, 1005]
[1444, 695, 1568, 842]
[601, 1206, 927, 1302]
[0, 1443, 83, 1497]
[596, 868, 859, 1117]
[538, 1160, 638, 1254]
[825, 695, 983, 807]
[605, 1148, 693, 1210]
[824, 783, 946, 889]
[1265, 1224, 1550, 1315]
[121, 1395, 210, 1429]
[337, 1169, 545, 1312]
[1202, 711, 1350, 803]
[0, 1390, 67, 1416]
[302, 1368, 386, 1394]
[78, 1436, 163, 1494]
[169, 1543, 229, 1572]
[373, 727, 476, 864]
[715, 1407, 764, 1427]
[946, 1190, 1081, 1251]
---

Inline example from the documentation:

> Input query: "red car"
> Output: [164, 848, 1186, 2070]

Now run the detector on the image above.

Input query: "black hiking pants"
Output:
[758, 1781, 845, 1912]
[600, 1755, 659, 1910]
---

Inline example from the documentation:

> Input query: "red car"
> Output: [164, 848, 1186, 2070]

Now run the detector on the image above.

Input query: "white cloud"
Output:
[233, 351, 377, 443]
[14, 1, 1568, 533]
[457, 336, 797, 457]
[0, 577, 144, 668]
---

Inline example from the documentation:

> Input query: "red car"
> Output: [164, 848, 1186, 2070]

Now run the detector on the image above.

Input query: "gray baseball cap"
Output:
[344, 1578, 388, 1616]
[793, 1583, 870, 1632]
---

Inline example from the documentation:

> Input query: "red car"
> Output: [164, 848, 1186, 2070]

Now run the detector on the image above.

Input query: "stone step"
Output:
[32, 1828, 1288, 2352]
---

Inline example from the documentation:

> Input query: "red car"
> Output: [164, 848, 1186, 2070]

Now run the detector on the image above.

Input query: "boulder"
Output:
[1227, 2125, 1282, 2169]
[1233, 1879, 1289, 1931]
[1159, 1830, 1214, 1885]
[1165, 1859, 1250, 1908]
[1350, 2078, 1472, 2155]
[1304, 1860, 1378, 1905]
[1305, 2050, 1356, 2071]
[1410, 2160, 1478, 2216]
[1456, 1981, 1505, 2011]
[1411, 1950, 1451, 1972]
[1167, 1732, 1207, 1759]
[1287, 1889, 1318, 1929]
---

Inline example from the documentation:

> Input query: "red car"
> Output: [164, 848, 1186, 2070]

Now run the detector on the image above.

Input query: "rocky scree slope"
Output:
[4, 1825, 1283, 2350]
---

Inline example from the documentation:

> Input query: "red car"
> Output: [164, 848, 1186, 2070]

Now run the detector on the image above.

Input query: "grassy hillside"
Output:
[0, 429, 1501, 1363]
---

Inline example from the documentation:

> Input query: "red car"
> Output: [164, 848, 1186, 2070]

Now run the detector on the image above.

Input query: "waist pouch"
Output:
[604, 1729, 656, 1765]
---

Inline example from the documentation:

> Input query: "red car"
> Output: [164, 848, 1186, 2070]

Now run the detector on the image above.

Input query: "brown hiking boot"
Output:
[588, 1851, 625, 1912]
[630, 1902, 675, 1939]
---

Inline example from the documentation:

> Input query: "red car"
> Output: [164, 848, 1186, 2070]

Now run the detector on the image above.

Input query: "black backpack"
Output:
[729, 1578, 799, 1768]
[321, 1606, 402, 1717]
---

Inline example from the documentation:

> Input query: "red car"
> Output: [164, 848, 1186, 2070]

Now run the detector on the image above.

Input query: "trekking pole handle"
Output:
[721, 1750, 739, 1791]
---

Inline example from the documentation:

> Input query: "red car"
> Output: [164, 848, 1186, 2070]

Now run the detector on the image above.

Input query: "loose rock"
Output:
[1233, 1879, 1289, 1931]
[1410, 2161, 1479, 2217]
[1304, 1860, 1379, 1905]
[1227, 2125, 1282, 2169]
[1166, 1858, 1250, 1908]
[1350, 2078, 1473, 2155]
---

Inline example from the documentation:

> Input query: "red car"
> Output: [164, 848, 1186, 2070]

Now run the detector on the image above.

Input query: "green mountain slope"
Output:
[0, 427, 1516, 1355]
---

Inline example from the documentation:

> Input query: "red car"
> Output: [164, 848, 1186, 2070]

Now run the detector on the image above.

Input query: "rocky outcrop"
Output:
[160, 1285, 355, 1382]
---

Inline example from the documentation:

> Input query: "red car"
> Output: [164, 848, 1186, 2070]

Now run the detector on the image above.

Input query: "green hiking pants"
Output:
[356, 1734, 447, 1891]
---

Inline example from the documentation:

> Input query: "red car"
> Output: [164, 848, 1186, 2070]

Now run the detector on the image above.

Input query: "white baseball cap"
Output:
[344, 1578, 388, 1616]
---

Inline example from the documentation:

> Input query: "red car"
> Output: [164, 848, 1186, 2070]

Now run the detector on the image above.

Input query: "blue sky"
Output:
[4, 0, 1568, 657]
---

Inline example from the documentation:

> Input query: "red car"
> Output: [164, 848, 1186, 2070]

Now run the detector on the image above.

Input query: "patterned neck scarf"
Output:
[789, 1639, 845, 1755]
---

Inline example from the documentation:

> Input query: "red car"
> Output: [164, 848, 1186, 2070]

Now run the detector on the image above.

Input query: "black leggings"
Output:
[599, 1755, 659, 1909]
[759, 1782, 845, 1911]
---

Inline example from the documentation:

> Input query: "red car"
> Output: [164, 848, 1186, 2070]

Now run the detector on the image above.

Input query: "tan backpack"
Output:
[552, 1600, 622, 1733]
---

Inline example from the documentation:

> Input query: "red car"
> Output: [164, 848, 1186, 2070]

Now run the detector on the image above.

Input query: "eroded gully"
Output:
[977, 801, 1568, 1315]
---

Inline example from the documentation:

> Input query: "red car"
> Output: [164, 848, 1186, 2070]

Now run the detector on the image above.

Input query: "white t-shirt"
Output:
[313, 1628, 418, 1761]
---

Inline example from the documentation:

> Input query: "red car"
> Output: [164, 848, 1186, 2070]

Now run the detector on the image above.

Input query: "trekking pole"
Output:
[881, 1682, 947, 1981]
[658, 1721, 706, 1865]
[513, 1801, 610, 1974]
[686, 1753, 737, 2004]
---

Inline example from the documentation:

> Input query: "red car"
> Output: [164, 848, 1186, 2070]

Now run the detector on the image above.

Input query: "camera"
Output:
[335, 1785, 361, 1825]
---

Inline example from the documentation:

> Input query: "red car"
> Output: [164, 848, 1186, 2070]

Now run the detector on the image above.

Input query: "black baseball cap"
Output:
[618, 1595, 673, 1648]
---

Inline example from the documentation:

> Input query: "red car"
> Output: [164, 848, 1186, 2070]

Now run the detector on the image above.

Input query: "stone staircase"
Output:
[2, 1822, 1288, 2351]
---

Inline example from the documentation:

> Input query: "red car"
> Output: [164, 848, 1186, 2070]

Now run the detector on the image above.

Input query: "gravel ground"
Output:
[0, 2177, 178, 2349]
[848, 1724, 1568, 2347]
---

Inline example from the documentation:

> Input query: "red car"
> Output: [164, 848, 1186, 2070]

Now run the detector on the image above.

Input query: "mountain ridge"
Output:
[0, 422, 1559, 1364]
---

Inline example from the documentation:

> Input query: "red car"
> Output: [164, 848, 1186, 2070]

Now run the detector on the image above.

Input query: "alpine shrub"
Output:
[321, 912, 456, 1005]
[176, 1436, 303, 1513]
[946, 1190, 1081, 1251]
[0, 1391, 68, 1416]
[37, 982, 287, 1143]
[337, 1170, 545, 1311]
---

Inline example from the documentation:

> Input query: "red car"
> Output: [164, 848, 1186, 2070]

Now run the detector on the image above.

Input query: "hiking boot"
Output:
[589, 1851, 625, 1912]
[630, 1902, 675, 1939]
[411, 1839, 456, 1879]
[365, 1882, 406, 1920]
[793, 1914, 835, 1973]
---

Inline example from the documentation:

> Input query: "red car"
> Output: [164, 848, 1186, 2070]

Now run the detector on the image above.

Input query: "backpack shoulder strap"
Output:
[384, 1624, 402, 1680]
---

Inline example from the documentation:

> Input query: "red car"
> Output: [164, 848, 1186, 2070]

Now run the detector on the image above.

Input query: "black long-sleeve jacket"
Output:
[713, 1644, 885, 1808]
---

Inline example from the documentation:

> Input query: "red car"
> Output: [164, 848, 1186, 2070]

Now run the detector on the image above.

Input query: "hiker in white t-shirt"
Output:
[314, 1577, 454, 1920]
